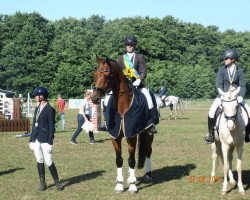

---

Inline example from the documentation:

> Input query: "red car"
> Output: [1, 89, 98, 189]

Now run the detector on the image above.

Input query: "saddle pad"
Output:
[105, 90, 153, 139]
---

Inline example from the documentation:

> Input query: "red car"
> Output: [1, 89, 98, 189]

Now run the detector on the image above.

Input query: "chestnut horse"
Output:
[91, 56, 154, 193]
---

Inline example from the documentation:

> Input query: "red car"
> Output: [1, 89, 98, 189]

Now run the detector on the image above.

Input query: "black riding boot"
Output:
[204, 116, 216, 144]
[48, 163, 64, 191]
[148, 109, 157, 134]
[89, 131, 95, 144]
[37, 162, 46, 191]
[245, 120, 250, 142]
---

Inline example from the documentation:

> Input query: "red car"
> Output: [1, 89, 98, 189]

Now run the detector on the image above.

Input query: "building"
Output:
[0, 89, 15, 120]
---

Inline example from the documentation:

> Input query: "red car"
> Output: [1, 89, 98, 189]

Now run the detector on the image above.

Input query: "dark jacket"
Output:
[30, 103, 55, 145]
[216, 65, 246, 97]
[117, 52, 147, 83]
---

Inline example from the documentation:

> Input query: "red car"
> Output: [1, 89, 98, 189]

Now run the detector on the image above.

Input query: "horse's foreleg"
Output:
[221, 143, 229, 195]
[210, 143, 217, 183]
[228, 147, 236, 186]
[236, 145, 245, 195]
[174, 108, 178, 119]
[145, 134, 154, 181]
[112, 137, 124, 193]
[127, 137, 137, 194]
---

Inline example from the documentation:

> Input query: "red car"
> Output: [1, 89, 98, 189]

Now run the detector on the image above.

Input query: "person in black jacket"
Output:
[29, 87, 64, 191]
[204, 49, 250, 144]
[116, 35, 158, 133]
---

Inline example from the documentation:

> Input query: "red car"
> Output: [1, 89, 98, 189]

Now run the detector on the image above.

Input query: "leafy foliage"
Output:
[0, 12, 249, 98]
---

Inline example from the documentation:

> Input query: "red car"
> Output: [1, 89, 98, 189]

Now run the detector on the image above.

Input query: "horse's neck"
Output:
[112, 69, 132, 116]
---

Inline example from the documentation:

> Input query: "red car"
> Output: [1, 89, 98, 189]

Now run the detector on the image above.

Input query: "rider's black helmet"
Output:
[222, 49, 239, 61]
[31, 86, 49, 99]
[124, 35, 137, 46]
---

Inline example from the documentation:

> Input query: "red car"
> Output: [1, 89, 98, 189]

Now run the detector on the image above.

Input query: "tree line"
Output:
[0, 12, 249, 98]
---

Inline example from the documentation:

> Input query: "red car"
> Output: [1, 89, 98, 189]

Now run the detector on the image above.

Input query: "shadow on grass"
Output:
[137, 164, 196, 190]
[95, 138, 111, 143]
[58, 170, 106, 188]
[160, 117, 189, 121]
[0, 167, 24, 176]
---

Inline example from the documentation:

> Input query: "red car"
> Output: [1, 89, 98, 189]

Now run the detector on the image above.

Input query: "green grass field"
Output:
[1, 106, 250, 200]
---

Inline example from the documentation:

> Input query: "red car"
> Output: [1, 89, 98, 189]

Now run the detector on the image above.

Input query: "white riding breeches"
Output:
[32, 139, 53, 167]
[140, 87, 153, 109]
[208, 98, 222, 118]
[209, 97, 250, 119]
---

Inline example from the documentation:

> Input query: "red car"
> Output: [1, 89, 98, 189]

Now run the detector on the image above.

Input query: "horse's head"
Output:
[221, 86, 240, 131]
[91, 56, 114, 104]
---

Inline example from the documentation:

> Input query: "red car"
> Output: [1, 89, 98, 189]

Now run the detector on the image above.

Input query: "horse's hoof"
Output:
[221, 191, 227, 196]
[115, 183, 124, 193]
[239, 191, 246, 196]
[229, 181, 236, 187]
[128, 184, 137, 194]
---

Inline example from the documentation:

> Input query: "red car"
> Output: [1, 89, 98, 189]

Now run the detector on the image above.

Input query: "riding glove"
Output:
[133, 79, 141, 87]
[237, 96, 243, 103]
[46, 143, 53, 154]
[29, 142, 35, 151]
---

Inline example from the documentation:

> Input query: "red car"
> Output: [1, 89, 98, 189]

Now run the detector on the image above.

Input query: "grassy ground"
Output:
[1, 106, 250, 200]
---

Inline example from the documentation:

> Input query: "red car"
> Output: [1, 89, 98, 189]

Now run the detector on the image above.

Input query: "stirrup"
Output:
[204, 134, 214, 144]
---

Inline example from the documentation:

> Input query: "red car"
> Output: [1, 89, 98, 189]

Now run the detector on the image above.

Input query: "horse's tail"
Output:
[178, 97, 184, 114]
[137, 131, 147, 169]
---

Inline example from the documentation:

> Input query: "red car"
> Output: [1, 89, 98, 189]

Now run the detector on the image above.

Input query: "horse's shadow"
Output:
[53, 170, 106, 188]
[160, 117, 189, 120]
[94, 138, 111, 143]
[0, 167, 24, 176]
[137, 164, 196, 190]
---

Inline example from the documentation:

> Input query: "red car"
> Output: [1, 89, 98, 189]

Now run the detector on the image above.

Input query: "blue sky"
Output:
[0, 0, 249, 32]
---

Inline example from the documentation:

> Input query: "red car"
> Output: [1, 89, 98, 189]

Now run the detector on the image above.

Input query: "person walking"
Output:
[56, 94, 65, 131]
[29, 86, 64, 191]
[70, 90, 95, 144]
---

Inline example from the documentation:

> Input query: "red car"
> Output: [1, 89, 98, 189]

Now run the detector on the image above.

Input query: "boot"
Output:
[48, 163, 64, 191]
[245, 119, 250, 142]
[37, 162, 46, 191]
[89, 131, 95, 144]
[204, 116, 216, 144]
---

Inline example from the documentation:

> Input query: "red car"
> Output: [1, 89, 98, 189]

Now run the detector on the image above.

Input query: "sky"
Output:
[0, 0, 249, 32]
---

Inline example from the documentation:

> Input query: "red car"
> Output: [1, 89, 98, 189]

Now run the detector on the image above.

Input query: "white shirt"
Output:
[79, 99, 90, 115]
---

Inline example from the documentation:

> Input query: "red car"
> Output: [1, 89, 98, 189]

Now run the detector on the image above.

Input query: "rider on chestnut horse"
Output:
[116, 35, 158, 134]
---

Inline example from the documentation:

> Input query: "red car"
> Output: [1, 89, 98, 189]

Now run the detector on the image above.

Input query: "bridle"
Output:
[93, 62, 114, 96]
[222, 98, 239, 121]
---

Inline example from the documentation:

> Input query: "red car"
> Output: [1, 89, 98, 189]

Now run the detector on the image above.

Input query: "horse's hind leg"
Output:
[145, 133, 154, 181]
[236, 145, 245, 195]
[210, 142, 217, 183]
[127, 136, 138, 194]
[112, 136, 124, 193]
